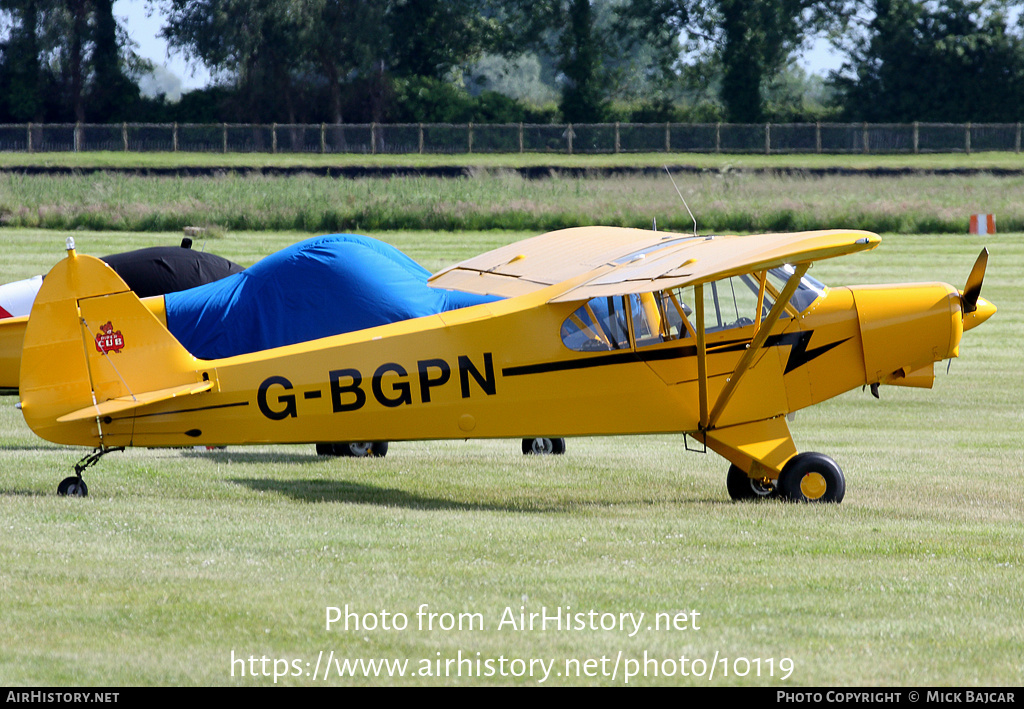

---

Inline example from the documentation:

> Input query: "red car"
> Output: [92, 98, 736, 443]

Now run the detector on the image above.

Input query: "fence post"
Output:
[518, 122, 524, 153]
[26, 123, 32, 153]
[418, 123, 424, 154]
[173, 122, 179, 152]
[665, 122, 670, 152]
[965, 122, 971, 155]
[614, 122, 620, 154]
[862, 122, 869, 154]
[1017, 122, 1021, 153]
[715, 123, 720, 153]
[122, 122, 128, 151]
[566, 124, 574, 155]
[271, 123, 277, 154]
[222, 123, 227, 153]
[74, 122, 81, 152]
[765, 123, 770, 155]
[371, 123, 377, 154]
[913, 122, 919, 154]
[815, 122, 821, 153]
[320, 123, 326, 154]
[468, 122, 473, 154]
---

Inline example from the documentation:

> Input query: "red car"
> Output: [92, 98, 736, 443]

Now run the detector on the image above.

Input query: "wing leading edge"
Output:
[428, 226, 880, 302]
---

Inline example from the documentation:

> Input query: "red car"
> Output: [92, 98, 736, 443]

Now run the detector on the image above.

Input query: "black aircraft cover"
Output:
[100, 241, 244, 298]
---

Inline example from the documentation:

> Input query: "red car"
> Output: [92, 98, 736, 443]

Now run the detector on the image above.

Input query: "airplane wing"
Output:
[428, 226, 880, 302]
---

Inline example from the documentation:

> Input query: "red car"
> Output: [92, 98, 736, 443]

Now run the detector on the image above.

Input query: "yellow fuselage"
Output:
[23, 276, 986, 457]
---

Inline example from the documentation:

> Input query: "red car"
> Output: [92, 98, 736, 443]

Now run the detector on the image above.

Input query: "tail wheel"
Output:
[726, 464, 778, 501]
[57, 476, 88, 497]
[522, 438, 566, 455]
[779, 452, 845, 503]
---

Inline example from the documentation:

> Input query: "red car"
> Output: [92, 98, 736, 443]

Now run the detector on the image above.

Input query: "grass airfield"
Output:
[0, 214, 1021, 683]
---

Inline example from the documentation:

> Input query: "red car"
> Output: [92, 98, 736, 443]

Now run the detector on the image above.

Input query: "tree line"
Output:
[1, 0, 1023, 126]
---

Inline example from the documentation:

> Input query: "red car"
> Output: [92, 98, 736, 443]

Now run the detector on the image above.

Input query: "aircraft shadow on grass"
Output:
[229, 475, 722, 511]
[231, 476, 545, 511]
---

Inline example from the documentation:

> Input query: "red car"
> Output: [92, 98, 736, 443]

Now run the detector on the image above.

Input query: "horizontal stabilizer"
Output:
[57, 381, 213, 423]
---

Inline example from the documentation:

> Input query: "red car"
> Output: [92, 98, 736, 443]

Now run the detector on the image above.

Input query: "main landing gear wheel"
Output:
[57, 476, 88, 497]
[726, 464, 778, 501]
[778, 452, 845, 503]
[316, 442, 389, 458]
[522, 438, 566, 455]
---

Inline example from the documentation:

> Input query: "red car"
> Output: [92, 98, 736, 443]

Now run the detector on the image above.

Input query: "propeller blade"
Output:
[961, 248, 988, 314]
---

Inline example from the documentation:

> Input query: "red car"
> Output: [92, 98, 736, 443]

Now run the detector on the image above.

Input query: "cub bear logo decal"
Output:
[95, 321, 125, 354]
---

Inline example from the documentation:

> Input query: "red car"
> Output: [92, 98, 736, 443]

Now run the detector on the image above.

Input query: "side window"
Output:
[662, 276, 778, 339]
[631, 290, 692, 346]
[561, 296, 631, 351]
[703, 275, 767, 332]
[561, 270, 820, 353]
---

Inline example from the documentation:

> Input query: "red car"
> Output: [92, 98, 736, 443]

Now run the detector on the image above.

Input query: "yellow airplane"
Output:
[17, 228, 994, 502]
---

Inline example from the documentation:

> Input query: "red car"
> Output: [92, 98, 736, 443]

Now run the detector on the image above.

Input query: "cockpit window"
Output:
[560, 268, 827, 352]
[767, 265, 827, 313]
[560, 296, 632, 351]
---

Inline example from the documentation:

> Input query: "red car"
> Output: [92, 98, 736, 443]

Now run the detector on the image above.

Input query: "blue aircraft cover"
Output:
[164, 234, 502, 359]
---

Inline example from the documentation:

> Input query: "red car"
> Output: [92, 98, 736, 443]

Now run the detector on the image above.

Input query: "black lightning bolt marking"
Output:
[502, 331, 849, 378]
[768, 331, 851, 374]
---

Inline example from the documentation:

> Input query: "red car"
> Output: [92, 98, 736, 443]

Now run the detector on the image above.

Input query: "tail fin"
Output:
[20, 244, 204, 447]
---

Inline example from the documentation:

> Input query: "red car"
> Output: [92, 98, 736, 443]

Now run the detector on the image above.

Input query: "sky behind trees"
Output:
[5, 1, 1023, 124]
[117, 0, 845, 96]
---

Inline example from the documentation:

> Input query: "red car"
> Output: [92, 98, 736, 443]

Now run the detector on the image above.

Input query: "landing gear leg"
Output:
[57, 447, 124, 497]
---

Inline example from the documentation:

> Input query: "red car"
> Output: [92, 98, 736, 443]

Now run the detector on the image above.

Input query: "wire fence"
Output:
[1, 121, 1022, 155]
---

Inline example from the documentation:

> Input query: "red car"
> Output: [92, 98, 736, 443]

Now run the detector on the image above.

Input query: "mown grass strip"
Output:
[0, 228, 1020, 685]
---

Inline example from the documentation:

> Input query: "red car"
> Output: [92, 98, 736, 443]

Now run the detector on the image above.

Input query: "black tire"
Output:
[778, 452, 845, 503]
[726, 464, 778, 501]
[57, 476, 88, 497]
[317, 442, 388, 458]
[522, 438, 566, 455]
[316, 443, 342, 456]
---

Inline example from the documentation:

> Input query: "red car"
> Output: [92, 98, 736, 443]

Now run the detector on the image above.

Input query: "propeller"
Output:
[961, 248, 988, 314]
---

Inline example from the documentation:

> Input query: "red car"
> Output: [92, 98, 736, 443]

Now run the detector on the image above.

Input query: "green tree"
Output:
[0, 0, 47, 120]
[161, 0, 310, 122]
[2, 0, 143, 121]
[161, 0, 499, 123]
[88, 0, 140, 121]
[305, 0, 387, 123]
[498, 0, 670, 122]
[831, 0, 1024, 121]
[387, 0, 495, 80]
[558, 0, 603, 121]
[683, 0, 848, 123]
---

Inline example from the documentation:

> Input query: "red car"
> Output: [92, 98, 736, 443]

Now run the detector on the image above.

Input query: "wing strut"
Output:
[706, 263, 809, 429]
[695, 283, 709, 429]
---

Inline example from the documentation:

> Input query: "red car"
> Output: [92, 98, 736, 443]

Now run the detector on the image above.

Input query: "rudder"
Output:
[20, 242, 201, 447]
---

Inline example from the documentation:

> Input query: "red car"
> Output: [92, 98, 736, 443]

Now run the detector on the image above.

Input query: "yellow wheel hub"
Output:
[800, 472, 828, 500]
